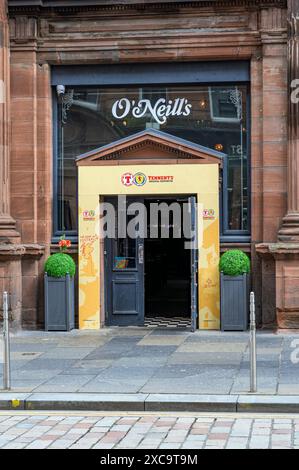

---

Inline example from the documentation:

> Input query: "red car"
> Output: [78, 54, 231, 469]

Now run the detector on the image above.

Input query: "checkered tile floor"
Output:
[144, 316, 191, 328]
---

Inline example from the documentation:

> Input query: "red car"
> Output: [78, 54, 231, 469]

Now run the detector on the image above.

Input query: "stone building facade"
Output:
[0, 0, 299, 330]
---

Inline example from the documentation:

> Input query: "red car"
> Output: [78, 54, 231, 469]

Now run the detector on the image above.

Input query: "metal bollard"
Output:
[249, 291, 257, 393]
[3, 291, 11, 390]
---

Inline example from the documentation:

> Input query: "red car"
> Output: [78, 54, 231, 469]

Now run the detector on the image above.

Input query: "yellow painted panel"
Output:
[79, 165, 218, 196]
[78, 164, 220, 330]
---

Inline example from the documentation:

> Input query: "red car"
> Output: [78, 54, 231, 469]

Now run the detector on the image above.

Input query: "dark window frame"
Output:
[52, 62, 251, 243]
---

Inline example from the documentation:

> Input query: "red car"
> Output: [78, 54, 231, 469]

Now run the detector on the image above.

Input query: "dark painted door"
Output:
[105, 197, 144, 326]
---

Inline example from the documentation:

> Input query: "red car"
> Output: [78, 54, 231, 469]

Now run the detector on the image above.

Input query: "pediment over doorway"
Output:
[76, 129, 224, 166]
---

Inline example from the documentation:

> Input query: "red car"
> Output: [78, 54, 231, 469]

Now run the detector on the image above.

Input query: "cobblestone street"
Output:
[0, 411, 298, 449]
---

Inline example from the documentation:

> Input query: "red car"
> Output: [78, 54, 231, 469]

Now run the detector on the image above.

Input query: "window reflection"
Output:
[57, 85, 248, 233]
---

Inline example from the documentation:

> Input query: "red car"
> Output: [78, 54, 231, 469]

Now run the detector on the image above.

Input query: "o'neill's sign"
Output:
[112, 97, 192, 125]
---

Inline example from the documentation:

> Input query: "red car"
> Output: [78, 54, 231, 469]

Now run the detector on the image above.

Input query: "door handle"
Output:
[138, 244, 144, 264]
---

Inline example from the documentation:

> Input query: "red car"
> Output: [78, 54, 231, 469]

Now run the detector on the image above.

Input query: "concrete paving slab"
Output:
[115, 357, 168, 367]
[32, 383, 94, 393]
[57, 368, 102, 376]
[124, 346, 178, 357]
[236, 367, 280, 376]
[104, 327, 149, 336]
[137, 336, 187, 346]
[184, 333, 249, 343]
[243, 348, 282, 355]
[108, 336, 146, 343]
[177, 342, 247, 353]
[72, 359, 113, 369]
[41, 348, 94, 360]
[231, 386, 278, 395]
[9, 360, 36, 371]
[33, 375, 95, 393]
[278, 375, 299, 384]
[20, 359, 77, 370]
[10, 343, 57, 352]
[239, 359, 280, 366]
[10, 369, 62, 380]
[150, 329, 190, 336]
[278, 385, 299, 394]
[10, 352, 43, 361]
[55, 338, 110, 348]
[1, 381, 48, 393]
[78, 378, 149, 393]
[153, 364, 236, 379]
[83, 350, 129, 361]
[140, 378, 233, 394]
[99, 366, 158, 379]
[168, 352, 243, 365]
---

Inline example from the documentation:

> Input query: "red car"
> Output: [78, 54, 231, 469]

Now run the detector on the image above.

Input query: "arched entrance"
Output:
[76, 129, 223, 330]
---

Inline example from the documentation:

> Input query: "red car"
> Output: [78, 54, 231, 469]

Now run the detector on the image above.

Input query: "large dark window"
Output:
[54, 84, 249, 239]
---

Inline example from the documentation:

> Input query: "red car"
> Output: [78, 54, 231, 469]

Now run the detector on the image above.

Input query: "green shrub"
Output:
[45, 253, 76, 278]
[219, 249, 250, 276]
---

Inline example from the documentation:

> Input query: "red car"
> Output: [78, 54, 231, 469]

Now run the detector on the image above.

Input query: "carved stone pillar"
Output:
[0, 1, 17, 239]
[0, 1, 22, 329]
[278, 0, 299, 241]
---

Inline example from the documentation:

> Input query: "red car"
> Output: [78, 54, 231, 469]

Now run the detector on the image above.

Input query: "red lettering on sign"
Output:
[148, 175, 174, 182]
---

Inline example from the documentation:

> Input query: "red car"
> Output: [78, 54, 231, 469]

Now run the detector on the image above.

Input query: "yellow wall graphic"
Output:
[78, 164, 220, 330]
[200, 218, 220, 330]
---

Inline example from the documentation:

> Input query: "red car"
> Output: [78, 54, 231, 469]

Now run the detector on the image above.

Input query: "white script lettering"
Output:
[111, 97, 192, 124]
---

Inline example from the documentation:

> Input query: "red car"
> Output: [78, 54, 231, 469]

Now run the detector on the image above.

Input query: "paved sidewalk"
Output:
[0, 411, 298, 449]
[1, 328, 299, 395]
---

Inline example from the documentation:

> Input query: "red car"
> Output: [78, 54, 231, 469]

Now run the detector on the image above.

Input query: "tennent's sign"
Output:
[121, 172, 174, 187]
[112, 97, 192, 125]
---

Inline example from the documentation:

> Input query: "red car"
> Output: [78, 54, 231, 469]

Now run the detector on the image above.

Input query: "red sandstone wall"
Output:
[10, 50, 52, 327]
[7, 2, 288, 328]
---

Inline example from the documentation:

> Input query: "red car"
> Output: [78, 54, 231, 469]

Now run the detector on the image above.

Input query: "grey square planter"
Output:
[220, 272, 249, 331]
[44, 273, 75, 331]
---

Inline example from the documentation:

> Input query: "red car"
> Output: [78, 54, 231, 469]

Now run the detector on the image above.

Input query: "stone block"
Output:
[237, 395, 299, 413]
[263, 141, 287, 167]
[11, 196, 34, 220]
[10, 64, 35, 98]
[11, 171, 35, 195]
[276, 258, 299, 328]
[25, 392, 146, 411]
[263, 192, 286, 218]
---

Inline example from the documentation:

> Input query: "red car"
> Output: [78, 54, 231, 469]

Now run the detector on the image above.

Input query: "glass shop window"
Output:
[55, 84, 249, 237]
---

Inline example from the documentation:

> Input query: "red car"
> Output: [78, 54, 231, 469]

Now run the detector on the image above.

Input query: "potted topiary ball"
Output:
[44, 236, 76, 331]
[219, 249, 250, 331]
